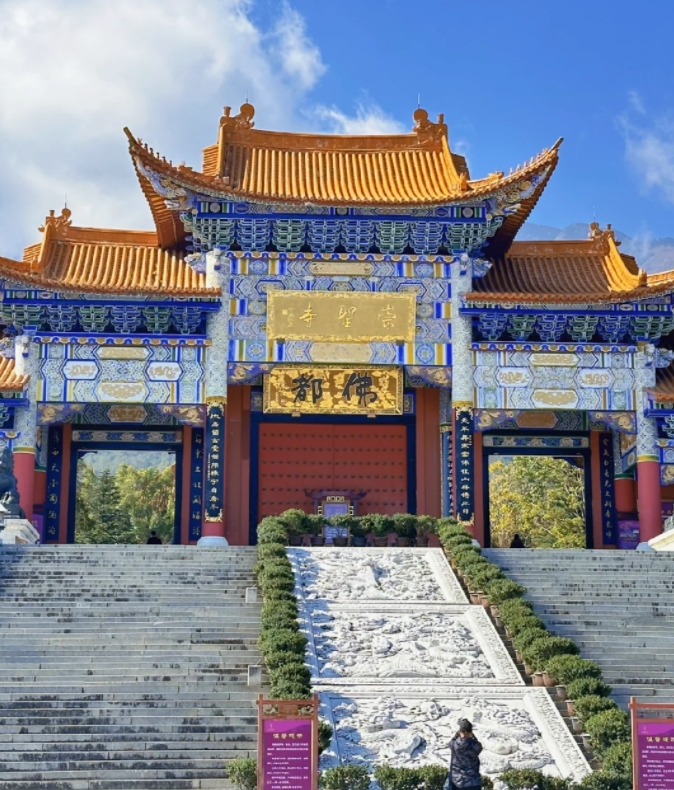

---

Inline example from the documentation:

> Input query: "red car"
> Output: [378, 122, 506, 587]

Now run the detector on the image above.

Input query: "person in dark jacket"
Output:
[509, 533, 525, 549]
[146, 530, 162, 545]
[449, 719, 483, 790]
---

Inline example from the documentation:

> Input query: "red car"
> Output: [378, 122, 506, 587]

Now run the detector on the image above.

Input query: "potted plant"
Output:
[306, 514, 326, 546]
[391, 513, 416, 547]
[369, 514, 395, 546]
[327, 514, 358, 547]
[350, 517, 368, 547]
[279, 509, 311, 546]
[415, 515, 438, 546]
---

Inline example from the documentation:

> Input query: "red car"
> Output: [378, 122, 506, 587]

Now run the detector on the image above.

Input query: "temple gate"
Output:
[0, 102, 672, 547]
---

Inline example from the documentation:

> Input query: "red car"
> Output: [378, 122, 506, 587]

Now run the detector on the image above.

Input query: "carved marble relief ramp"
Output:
[287, 548, 590, 783]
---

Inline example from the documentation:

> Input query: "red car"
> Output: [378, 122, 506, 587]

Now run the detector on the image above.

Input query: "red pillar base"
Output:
[637, 460, 662, 542]
[198, 520, 229, 546]
[13, 451, 36, 521]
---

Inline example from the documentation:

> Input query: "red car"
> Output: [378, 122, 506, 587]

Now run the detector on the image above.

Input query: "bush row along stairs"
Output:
[484, 549, 674, 708]
[0, 544, 266, 790]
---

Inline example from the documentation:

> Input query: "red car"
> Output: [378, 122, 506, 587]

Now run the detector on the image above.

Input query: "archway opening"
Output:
[75, 450, 176, 545]
[487, 455, 587, 548]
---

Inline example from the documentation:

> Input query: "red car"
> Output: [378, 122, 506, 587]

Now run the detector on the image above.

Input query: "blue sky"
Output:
[1, 0, 673, 256]
[251, 0, 674, 240]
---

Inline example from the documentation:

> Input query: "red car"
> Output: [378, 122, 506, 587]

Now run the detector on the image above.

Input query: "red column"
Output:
[637, 460, 662, 542]
[415, 388, 441, 517]
[615, 474, 637, 514]
[201, 400, 228, 544]
[13, 451, 36, 521]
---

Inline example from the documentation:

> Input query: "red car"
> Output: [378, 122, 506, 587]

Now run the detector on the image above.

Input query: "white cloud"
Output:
[628, 90, 646, 115]
[621, 115, 674, 204]
[0, 0, 329, 256]
[314, 102, 407, 135]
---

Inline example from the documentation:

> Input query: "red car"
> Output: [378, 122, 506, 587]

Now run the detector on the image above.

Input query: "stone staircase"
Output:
[485, 549, 674, 708]
[0, 544, 265, 790]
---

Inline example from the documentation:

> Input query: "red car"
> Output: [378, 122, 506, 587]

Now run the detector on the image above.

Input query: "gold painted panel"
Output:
[267, 291, 416, 343]
[309, 262, 374, 277]
[98, 347, 148, 360]
[264, 365, 403, 415]
[309, 343, 372, 363]
[530, 353, 579, 367]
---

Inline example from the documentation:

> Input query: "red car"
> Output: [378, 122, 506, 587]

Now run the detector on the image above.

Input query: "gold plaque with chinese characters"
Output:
[266, 291, 416, 343]
[264, 366, 403, 415]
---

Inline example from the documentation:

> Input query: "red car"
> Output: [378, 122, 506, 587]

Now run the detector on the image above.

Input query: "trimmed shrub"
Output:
[498, 768, 571, 790]
[498, 597, 534, 620]
[437, 517, 467, 535]
[505, 614, 547, 637]
[485, 578, 526, 605]
[257, 543, 288, 561]
[257, 517, 288, 544]
[259, 628, 307, 656]
[578, 772, 632, 790]
[601, 741, 632, 777]
[513, 628, 550, 652]
[261, 598, 299, 618]
[392, 513, 418, 538]
[521, 636, 579, 671]
[258, 574, 295, 594]
[585, 708, 630, 756]
[574, 695, 620, 726]
[318, 719, 333, 755]
[566, 677, 612, 699]
[270, 676, 311, 700]
[545, 654, 602, 685]
[416, 766, 447, 790]
[269, 661, 311, 689]
[373, 766, 420, 790]
[452, 551, 486, 572]
[263, 649, 302, 671]
[319, 764, 370, 790]
[443, 533, 474, 549]
[226, 757, 257, 790]
[278, 508, 312, 536]
[466, 565, 504, 589]
[416, 515, 438, 535]
[306, 513, 326, 535]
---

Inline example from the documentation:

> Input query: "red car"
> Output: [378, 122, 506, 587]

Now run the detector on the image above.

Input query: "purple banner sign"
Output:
[637, 721, 674, 789]
[618, 519, 640, 550]
[262, 718, 313, 790]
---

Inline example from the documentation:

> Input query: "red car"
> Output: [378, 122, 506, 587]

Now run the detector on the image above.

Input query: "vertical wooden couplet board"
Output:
[257, 694, 319, 790]
[630, 697, 674, 789]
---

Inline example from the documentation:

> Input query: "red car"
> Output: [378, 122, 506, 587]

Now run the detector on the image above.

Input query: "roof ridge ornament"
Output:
[588, 221, 620, 248]
[220, 102, 255, 131]
[39, 207, 72, 236]
[412, 107, 447, 144]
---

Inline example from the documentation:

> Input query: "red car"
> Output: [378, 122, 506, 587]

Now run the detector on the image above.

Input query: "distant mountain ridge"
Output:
[519, 222, 674, 274]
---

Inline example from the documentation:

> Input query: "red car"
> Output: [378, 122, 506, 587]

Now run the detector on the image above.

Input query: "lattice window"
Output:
[568, 315, 599, 342]
[78, 306, 111, 333]
[477, 313, 508, 341]
[191, 218, 235, 252]
[171, 306, 203, 334]
[1, 304, 45, 332]
[409, 222, 444, 254]
[272, 220, 307, 252]
[629, 315, 674, 342]
[236, 219, 271, 251]
[110, 306, 143, 334]
[375, 221, 410, 254]
[340, 220, 375, 253]
[598, 315, 632, 343]
[142, 307, 172, 334]
[45, 306, 78, 332]
[307, 220, 341, 253]
[507, 314, 536, 341]
[535, 314, 568, 342]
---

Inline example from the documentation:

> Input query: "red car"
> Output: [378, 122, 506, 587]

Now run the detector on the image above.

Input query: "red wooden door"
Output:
[257, 423, 407, 519]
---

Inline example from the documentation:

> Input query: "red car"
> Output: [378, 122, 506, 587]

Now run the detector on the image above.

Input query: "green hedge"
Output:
[319, 765, 370, 790]
[436, 523, 631, 783]
[226, 757, 257, 790]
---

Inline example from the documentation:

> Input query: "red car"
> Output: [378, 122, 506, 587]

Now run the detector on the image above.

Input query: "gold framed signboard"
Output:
[266, 291, 416, 343]
[264, 365, 403, 416]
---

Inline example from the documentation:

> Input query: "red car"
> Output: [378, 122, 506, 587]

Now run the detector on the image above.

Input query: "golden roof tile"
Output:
[126, 104, 560, 247]
[465, 226, 674, 304]
[0, 356, 29, 392]
[0, 211, 218, 296]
